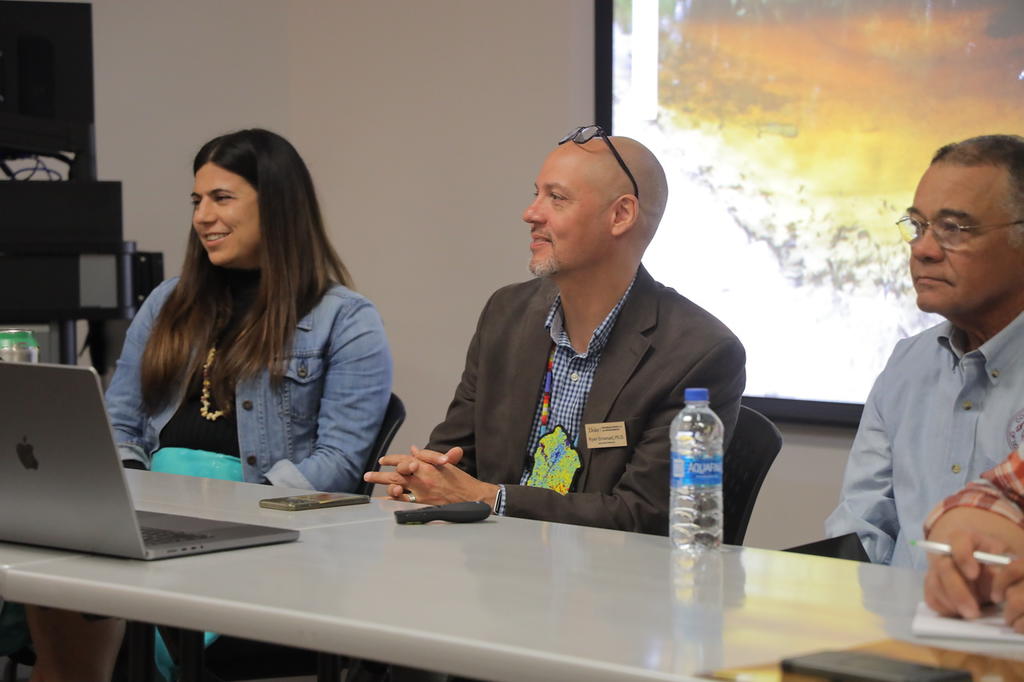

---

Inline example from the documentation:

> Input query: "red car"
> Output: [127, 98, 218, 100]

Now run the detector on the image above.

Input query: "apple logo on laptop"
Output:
[16, 436, 38, 470]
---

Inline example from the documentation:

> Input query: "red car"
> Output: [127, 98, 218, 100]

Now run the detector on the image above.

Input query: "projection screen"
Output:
[600, 0, 1024, 424]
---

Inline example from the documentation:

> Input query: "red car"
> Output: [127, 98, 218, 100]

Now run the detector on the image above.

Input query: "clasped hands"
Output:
[924, 527, 1024, 631]
[362, 445, 499, 510]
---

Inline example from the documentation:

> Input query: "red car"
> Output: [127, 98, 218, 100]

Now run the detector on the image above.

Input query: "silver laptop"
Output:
[0, 361, 299, 560]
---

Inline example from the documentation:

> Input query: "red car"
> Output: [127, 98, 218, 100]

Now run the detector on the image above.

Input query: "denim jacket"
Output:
[105, 277, 393, 492]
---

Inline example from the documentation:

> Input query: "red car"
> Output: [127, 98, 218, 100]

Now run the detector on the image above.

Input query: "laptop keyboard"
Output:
[141, 526, 213, 547]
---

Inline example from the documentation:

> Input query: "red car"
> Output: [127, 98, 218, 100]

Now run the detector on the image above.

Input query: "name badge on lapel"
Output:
[585, 421, 628, 449]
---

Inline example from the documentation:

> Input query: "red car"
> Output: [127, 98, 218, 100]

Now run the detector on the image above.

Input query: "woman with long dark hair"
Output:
[23, 128, 392, 681]
[108, 127, 392, 491]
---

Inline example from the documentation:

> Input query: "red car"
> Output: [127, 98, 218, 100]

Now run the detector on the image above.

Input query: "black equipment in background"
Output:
[0, 1, 164, 365]
[0, 1, 96, 180]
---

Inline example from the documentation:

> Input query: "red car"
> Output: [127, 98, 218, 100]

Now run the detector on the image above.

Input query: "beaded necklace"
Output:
[199, 347, 228, 421]
[540, 345, 556, 426]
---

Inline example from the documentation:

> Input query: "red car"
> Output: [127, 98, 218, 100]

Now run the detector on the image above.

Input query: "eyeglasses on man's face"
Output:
[896, 214, 1024, 251]
[558, 125, 639, 199]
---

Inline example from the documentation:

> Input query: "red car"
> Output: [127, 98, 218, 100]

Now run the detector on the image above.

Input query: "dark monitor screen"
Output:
[0, 1, 95, 179]
[0, 0, 93, 122]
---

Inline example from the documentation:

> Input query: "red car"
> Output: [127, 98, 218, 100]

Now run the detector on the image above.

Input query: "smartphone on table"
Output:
[781, 650, 970, 682]
[258, 492, 369, 511]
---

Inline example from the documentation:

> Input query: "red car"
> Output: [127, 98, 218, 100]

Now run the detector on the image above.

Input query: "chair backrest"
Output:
[355, 393, 406, 496]
[723, 405, 783, 546]
[784, 533, 870, 562]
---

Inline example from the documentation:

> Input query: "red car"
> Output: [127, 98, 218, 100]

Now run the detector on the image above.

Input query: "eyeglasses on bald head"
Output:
[558, 125, 640, 199]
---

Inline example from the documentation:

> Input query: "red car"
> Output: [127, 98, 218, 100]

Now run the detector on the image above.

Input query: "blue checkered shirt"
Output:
[493, 275, 637, 515]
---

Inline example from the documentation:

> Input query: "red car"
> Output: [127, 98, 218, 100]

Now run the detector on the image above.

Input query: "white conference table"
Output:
[121, 469, 400, 530]
[2, 472, 1023, 682]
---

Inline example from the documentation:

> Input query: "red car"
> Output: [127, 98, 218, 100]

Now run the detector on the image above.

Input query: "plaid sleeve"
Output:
[924, 450, 1024, 534]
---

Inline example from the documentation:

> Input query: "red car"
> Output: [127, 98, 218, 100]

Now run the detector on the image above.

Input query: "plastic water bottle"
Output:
[670, 387, 723, 552]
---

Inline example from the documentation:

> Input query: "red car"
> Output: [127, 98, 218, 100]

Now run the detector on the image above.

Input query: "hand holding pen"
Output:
[918, 529, 1024, 626]
[914, 539, 1013, 566]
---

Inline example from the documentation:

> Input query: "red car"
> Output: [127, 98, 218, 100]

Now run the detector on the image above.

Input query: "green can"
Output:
[0, 330, 39, 363]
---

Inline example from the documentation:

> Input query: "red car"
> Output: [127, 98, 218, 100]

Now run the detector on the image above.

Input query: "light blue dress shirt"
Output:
[826, 310, 1024, 569]
[105, 277, 393, 492]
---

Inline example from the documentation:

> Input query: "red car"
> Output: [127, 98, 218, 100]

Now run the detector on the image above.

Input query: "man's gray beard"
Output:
[529, 257, 559, 278]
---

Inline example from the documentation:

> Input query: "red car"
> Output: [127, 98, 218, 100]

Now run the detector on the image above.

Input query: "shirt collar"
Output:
[937, 308, 1024, 376]
[936, 321, 963, 364]
[545, 272, 638, 357]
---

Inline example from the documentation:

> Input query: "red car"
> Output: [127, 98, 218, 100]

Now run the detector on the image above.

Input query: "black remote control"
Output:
[394, 501, 492, 524]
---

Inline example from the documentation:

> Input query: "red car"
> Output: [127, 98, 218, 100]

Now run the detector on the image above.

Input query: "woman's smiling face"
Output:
[191, 162, 262, 270]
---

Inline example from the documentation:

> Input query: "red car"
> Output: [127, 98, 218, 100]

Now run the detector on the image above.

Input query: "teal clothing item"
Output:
[151, 447, 243, 481]
[150, 447, 241, 682]
[155, 631, 220, 682]
[106, 277, 393, 492]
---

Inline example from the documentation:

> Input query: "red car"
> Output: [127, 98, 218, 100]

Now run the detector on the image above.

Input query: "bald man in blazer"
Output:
[366, 127, 745, 535]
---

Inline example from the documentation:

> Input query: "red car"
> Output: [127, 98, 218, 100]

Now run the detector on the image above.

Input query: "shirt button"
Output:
[951, 464, 962, 474]
[962, 400, 973, 410]
[298, 364, 308, 378]
[246, 456, 257, 466]
[570, 372, 580, 382]
[991, 370, 1000, 378]
[242, 400, 253, 411]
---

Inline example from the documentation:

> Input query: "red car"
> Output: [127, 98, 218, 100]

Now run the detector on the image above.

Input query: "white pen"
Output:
[912, 539, 1014, 566]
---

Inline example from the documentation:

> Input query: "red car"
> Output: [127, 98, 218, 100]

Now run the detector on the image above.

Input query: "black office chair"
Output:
[784, 533, 871, 563]
[723, 405, 783, 546]
[204, 393, 406, 682]
[356, 393, 406, 497]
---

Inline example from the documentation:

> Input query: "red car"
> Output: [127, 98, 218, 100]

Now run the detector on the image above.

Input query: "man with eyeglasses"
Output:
[365, 126, 745, 533]
[827, 134, 1024, 568]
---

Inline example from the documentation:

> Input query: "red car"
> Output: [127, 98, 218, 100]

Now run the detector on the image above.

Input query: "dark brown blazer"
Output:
[427, 266, 746, 535]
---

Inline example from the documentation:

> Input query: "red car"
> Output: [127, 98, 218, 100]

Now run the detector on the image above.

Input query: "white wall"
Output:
[281, 0, 595, 450]
[83, 0, 853, 550]
[747, 423, 855, 549]
[92, 0, 291, 265]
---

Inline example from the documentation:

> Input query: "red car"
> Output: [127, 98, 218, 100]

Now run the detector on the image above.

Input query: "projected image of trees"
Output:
[613, 0, 1023, 404]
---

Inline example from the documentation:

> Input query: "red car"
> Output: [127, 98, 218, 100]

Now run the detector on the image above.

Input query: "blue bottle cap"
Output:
[684, 387, 709, 402]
